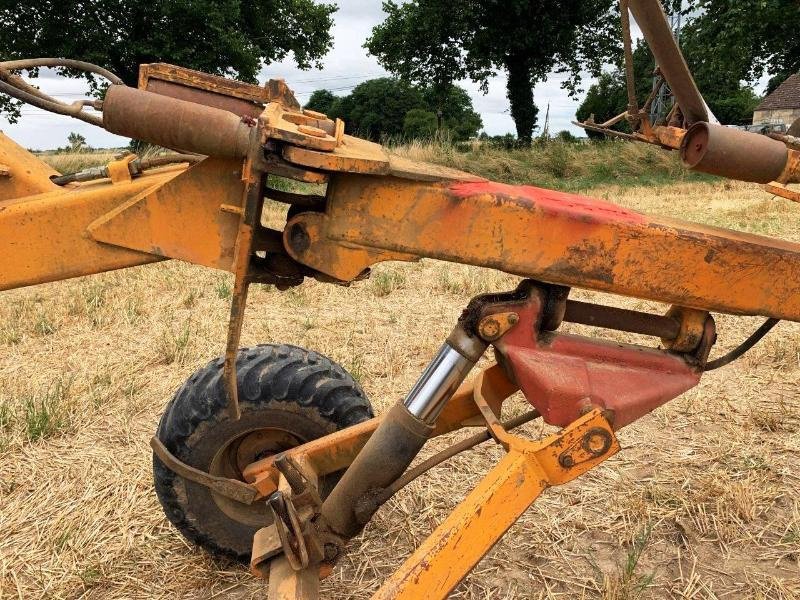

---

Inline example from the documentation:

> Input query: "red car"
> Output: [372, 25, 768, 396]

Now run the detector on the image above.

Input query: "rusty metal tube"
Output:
[102, 85, 253, 157]
[562, 300, 681, 340]
[320, 401, 433, 539]
[629, 0, 708, 124]
[681, 122, 789, 184]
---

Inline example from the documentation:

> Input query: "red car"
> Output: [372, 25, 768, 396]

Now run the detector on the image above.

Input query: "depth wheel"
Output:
[153, 344, 373, 562]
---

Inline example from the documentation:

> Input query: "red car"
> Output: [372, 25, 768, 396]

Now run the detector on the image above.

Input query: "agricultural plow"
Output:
[1, 0, 798, 597]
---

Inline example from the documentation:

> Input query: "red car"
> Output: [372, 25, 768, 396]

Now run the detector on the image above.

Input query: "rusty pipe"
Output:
[562, 300, 681, 340]
[102, 85, 254, 158]
[680, 122, 790, 184]
[628, 0, 709, 124]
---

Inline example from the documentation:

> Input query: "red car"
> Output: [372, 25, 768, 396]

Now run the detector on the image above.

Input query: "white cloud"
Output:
[1, 2, 591, 149]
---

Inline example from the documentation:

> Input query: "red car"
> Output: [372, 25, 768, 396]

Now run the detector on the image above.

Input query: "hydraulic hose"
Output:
[0, 58, 123, 128]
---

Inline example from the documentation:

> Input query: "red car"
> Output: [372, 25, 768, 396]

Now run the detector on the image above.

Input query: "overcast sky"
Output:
[4, 1, 614, 149]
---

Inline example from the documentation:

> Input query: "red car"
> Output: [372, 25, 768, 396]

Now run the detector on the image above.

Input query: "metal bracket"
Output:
[372, 408, 620, 599]
[150, 437, 259, 504]
[268, 492, 310, 571]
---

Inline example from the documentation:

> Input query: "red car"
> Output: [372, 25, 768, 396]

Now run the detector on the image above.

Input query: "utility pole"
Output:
[650, 2, 683, 124]
[543, 102, 551, 139]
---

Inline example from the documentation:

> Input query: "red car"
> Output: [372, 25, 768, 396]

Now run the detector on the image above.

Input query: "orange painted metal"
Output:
[87, 157, 246, 271]
[0, 132, 59, 200]
[242, 363, 518, 499]
[372, 409, 619, 600]
[286, 175, 800, 321]
[0, 151, 255, 292]
[0, 167, 182, 291]
[222, 157, 265, 420]
[3, 54, 800, 600]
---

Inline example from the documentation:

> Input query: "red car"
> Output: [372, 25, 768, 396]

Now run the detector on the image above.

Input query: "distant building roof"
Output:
[756, 74, 800, 111]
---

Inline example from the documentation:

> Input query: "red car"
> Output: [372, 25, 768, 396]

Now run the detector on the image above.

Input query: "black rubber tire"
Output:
[153, 344, 373, 563]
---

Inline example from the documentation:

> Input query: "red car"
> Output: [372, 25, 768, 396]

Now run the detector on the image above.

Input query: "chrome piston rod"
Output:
[320, 325, 487, 539]
[404, 345, 474, 423]
[404, 333, 487, 424]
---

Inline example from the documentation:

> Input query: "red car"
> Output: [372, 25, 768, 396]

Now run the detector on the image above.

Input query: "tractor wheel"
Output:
[153, 344, 373, 563]
[789, 117, 800, 137]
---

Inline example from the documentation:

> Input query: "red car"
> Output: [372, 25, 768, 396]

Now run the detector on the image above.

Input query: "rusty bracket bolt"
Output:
[558, 426, 613, 469]
[582, 427, 613, 457]
[559, 453, 575, 468]
[478, 312, 520, 342]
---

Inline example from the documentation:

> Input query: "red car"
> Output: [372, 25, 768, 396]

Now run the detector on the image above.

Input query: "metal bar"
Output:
[289, 175, 800, 321]
[620, 0, 639, 117]
[628, 0, 709, 124]
[372, 411, 619, 599]
[376, 409, 541, 503]
[223, 166, 264, 420]
[562, 300, 681, 339]
[403, 344, 477, 424]
[150, 437, 258, 504]
[372, 450, 543, 600]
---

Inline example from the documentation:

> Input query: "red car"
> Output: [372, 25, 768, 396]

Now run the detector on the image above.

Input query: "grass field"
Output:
[1, 146, 799, 599]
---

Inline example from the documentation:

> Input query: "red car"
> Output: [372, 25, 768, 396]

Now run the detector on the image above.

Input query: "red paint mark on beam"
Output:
[449, 181, 646, 225]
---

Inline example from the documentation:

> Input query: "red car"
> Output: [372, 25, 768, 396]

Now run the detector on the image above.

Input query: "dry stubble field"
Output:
[0, 163, 799, 599]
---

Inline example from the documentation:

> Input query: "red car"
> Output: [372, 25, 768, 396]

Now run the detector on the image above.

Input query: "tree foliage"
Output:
[403, 109, 438, 140]
[0, 0, 337, 122]
[577, 5, 767, 130]
[305, 89, 338, 116]
[67, 132, 87, 152]
[421, 85, 483, 141]
[682, 0, 799, 90]
[328, 78, 425, 141]
[367, 0, 620, 144]
[308, 78, 483, 142]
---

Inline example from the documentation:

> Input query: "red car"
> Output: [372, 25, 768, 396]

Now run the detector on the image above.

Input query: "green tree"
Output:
[421, 85, 482, 141]
[304, 89, 337, 115]
[683, 0, 799, 91]
[0, 0, 337, 122]
[367, 0, 620, 144]
[67, 132, 87, 152]
[317, 79, 483, 142]
[329, 78, 426, 141]
[403, 109, 438, 139]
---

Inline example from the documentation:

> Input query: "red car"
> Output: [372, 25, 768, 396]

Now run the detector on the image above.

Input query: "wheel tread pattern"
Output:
[153, 344, 372, 561]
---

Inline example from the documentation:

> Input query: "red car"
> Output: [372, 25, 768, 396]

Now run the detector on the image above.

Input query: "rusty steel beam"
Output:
[286, 176, 800, 321]
[629, 0, 709, 124]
